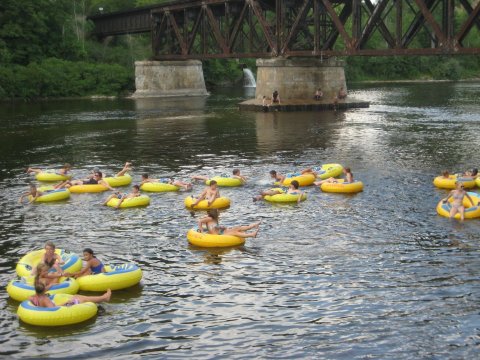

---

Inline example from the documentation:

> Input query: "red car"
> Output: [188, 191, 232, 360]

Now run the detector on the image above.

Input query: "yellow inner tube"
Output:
[315, 163, 344, 180]
[140, 182, 179, 192]
[436, 192, 480, 219]
[187, 229, 245, 248]
[35, 172, 72, 182]
[106, 195, 150, 208]
[264, 188, 307, 203]
[76, 264, 143, 291]
[477, 177, 480, 188]
[16, 249, 82, 278]
[433, 175, 476, 190]
[320, 180, 364, 193]
[282, 173, 315, 187]
[17, 293, 98, 327]
[7, 277, 79, 302]
[184, 196, 231, 210]
[29, 188, 70, 203]
[68, 184, 108, 193]
[104, 174, 132, 187]
[206, 176, 244, 187]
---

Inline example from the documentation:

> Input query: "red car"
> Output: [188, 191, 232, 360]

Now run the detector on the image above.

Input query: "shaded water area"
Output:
[0, 82, 479, 359]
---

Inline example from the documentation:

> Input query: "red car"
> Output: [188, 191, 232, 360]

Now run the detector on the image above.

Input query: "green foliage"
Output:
[1, 0, 480, 99]
[0, 58, 133, 99]
[345, 55, 479, 82]
[203, 59, 244, 86]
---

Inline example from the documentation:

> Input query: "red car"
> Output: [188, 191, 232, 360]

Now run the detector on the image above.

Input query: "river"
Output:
[0, 82, 479, 359]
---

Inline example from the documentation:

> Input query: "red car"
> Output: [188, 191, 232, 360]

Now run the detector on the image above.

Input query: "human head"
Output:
[343, 167, 351, 174]
[209, 180, 217, 188]
[44, 241, 55, 253]
[269, 170, 277, 178]
[34, 282, 46, 295]
[94, 171, 103, 179]
[83, 248, 95, 260]
[29, 183, 37, 192]
[64, 163, 71, 170]
[472, 168, 478, 176]
[36, 262, 49, 275]
[133, 185, 140, 192]
[207, 209, 219, 220]
[141, 174, 149, 180]
[442, 170, 449, 177]
[233, 169, 240, 176]
[455, 181, 465, 190]
[290, 180, 299, 189]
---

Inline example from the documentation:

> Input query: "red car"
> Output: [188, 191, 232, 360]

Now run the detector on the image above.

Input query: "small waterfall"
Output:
[243, 68, 256, 88]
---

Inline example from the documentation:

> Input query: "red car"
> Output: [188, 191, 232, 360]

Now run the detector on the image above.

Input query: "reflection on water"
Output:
[0, 83, 479, 359]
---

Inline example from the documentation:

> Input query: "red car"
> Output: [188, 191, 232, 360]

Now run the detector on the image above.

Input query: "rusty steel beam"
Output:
[88, 0, 480, 57]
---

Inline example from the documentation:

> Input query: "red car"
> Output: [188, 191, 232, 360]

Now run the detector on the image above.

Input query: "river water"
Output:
[0, 82, 479, 359]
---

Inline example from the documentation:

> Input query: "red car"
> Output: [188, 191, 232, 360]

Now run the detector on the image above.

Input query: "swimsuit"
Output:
[83, 178, 99, 185]
[65, 298, 80, 307]
[90, 261, 104, 274]
[44, 256, 56, 268]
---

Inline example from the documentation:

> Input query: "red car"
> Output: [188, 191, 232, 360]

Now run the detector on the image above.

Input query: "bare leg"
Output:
[72, 289, 111, 304]
[27, 168, 43, 174]
[116, 162, 132, 177]
[254, 190, 281, 202]
[449, 206, 458, 219]
[301, 168, 316, 176]
[173, 180, 192, 190]
[314, 177, 336, 186]
[230, 222, 260, 231]
[103, 194, 115, 206]
[224, 229, 259, 238]
[191, 175, 209, 182]
[55, 181, 70, 189]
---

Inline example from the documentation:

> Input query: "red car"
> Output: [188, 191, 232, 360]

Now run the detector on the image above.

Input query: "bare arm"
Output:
[443, 191, 453, 202]
[192, 189, 207, 206]
[100, 179, 115, 191]
[465, 193, 475, 206]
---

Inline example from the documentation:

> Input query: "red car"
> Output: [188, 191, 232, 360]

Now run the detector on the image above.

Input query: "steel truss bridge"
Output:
[89, 0, 480, 60]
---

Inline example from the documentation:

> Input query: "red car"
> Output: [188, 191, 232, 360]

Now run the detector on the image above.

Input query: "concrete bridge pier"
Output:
[133, 60, 208, 98]
[255, 57, 346, 101]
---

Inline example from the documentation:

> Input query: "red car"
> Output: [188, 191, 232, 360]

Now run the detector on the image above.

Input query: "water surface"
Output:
[0, 82, 479, 359]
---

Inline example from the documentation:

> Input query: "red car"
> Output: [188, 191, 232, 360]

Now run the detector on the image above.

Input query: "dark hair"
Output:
[207, 209, 219, 220]
[291, 180, 299, 189]
[34, 282, 46, 295]
[472, 168, 478, 176]
[133, 185, 140, 190]
[209, 180, 217, 186]
[29, 182, 37, 189]
[95, 171, 103, 178]
[270, 170, 277, 176]
[64, 163, 71, 168]
[83, 248, 95, 256]
[233, 169, 240, 175]
[344, 167, 352, 174]
[141, 173, 149, 179]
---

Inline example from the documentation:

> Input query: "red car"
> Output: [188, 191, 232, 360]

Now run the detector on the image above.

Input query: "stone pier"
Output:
[132, 60, 208, 98]
[239, 57, 369, 111]
[255, 57, 346, 99]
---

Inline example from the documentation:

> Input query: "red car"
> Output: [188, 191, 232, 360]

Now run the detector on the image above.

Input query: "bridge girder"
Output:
[88, 0, 480, 59]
